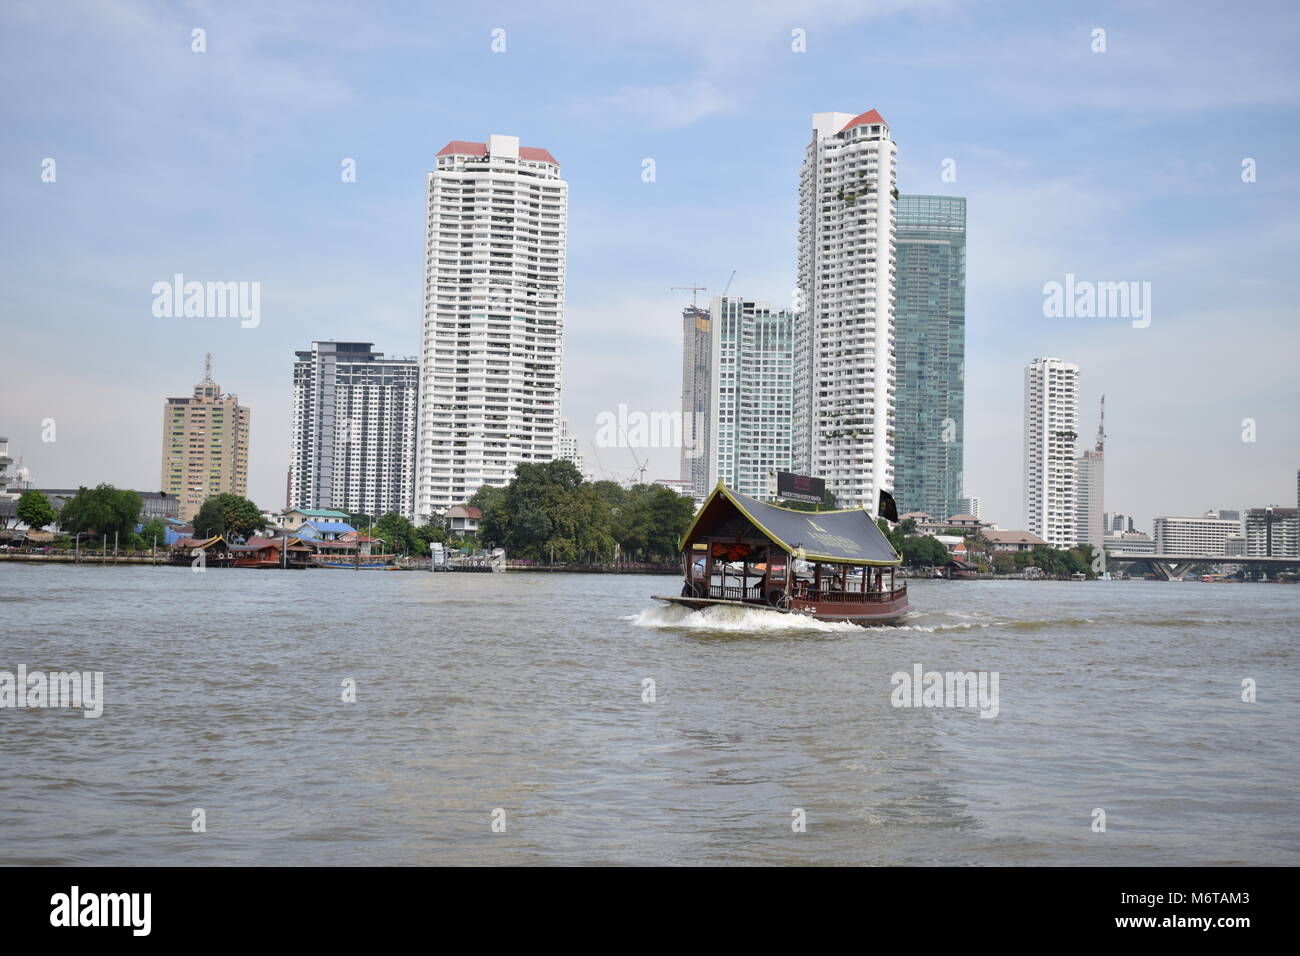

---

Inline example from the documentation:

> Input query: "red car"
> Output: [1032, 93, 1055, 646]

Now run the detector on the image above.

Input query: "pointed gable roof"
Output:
[841, 108, 886, 132]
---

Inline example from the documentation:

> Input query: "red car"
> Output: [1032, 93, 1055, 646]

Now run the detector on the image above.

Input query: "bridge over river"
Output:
[1106, 551, 1300, 580]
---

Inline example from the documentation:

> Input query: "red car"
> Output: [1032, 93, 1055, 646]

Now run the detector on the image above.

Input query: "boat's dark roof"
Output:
[681, 485, 901, 566]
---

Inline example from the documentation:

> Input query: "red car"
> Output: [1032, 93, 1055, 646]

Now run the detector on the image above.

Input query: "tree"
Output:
[16, 490, 57, 531]
[56, 485, 142, 539]
[192, 494, 263, 541]
[900, 534, 949, 567]
[613, 485, 692, 561]
[993, 552, 1016, 575]
[374, 512, 420, 555]
[139, 519, 169, 549]
[414, 523, 447, 548]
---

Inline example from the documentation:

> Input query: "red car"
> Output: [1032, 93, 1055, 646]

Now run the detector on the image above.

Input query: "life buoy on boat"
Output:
[682, 582, 704, 598]
[766, 588, 790, 609]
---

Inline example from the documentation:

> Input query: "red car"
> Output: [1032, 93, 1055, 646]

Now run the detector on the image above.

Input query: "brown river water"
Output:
[1, 564, 1296, 865]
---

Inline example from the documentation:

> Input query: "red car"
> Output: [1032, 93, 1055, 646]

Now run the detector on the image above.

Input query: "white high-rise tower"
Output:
[1024, 357, 1079, 548]
[795, 109, 897, 509]
[415, 135, 567, 522]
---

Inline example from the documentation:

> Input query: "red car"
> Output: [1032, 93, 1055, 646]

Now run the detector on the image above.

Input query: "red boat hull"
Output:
[653, 588, 910, 626]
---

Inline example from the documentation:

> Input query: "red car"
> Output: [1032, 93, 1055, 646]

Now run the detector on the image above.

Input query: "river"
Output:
[1, 564, 1296, 865]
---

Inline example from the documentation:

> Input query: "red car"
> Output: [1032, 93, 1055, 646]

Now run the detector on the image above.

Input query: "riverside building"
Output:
[1152, 515, 1242, 555]
[795, 109, 897, 509]
[415, 135, 567, 522]
[1023, 357, 1079, 548]
[708, 296, 795, 500]
[894, 194, 966, 519]
[289, 341, 419, 520]
[160, 355, 250, 522]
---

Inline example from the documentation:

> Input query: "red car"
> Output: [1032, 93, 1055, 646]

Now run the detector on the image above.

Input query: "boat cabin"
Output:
[668, 484, 909, 624]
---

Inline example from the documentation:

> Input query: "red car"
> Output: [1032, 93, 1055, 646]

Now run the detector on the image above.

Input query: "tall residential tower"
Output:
[894, 194, 966, 520]
[795, 109, 897, 509]
[1023, 357, 1079, 548]
[289, 341, 419, 520]
[707, 296, 795, 499]
[415, 135, 567, 522]
[161, 355, 250, 521]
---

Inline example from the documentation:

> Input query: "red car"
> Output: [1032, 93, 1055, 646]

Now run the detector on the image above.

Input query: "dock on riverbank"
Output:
[0, 551, 167, 565]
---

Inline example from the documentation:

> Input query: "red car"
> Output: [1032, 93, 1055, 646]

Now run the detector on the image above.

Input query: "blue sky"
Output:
[2, 0, 1297, 530]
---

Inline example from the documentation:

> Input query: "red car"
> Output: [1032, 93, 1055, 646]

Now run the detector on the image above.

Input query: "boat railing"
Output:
[794, 583, 908, 604]
[706, 583, 764, 602]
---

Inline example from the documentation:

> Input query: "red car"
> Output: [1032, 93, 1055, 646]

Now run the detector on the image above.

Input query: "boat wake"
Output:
[625, 603, 865, 633]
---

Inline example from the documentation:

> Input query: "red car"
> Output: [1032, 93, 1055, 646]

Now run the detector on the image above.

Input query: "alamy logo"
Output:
[1042, 273, 1151, 328]
[595, 403, 705, 456]
[151, 273, 261, 328]
[890, 663, 999, 718]
[50, 886, 150, 936]
[0, 665, 103, 718]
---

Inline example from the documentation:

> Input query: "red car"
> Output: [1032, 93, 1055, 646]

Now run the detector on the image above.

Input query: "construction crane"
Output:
[671, 285, 707, 308]
[587, 440, 615, 481]
[626, 445, 648, 486]
[721, 270, 736, 297]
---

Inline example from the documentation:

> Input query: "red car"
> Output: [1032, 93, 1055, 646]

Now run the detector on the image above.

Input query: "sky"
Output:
[1, 0, 1297, 531]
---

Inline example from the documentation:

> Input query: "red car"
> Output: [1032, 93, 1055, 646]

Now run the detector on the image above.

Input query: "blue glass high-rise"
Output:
[894, 195, 966, 520]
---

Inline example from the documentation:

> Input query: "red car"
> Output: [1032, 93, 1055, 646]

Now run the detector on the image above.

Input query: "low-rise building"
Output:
[295, 520, 356, 542]
[901, 511, 987, 536]
[447, 505, 481, 539]
[985, 530, 1047, 553]
[1104, 531, 1156, 554]
[1244, 507, 1299, 557]
[282, 508, 351, 532]
[1153, 515, 1241, 555]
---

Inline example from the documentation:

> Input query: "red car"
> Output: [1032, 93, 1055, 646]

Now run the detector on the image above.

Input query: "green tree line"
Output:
[469, 461, 694, 563]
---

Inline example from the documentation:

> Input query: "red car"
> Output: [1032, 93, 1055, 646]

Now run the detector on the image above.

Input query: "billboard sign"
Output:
[773, 471, 825, 504]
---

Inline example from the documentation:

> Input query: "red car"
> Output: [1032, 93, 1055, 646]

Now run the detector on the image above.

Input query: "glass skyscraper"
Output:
[894, 194, 966, 520]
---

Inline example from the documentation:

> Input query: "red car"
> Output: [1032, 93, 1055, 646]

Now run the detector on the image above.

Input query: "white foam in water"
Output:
[625, 603, 865, 633]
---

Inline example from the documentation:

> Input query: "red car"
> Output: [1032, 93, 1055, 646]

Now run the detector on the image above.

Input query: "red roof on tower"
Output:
[437, 140, 486, 157]
[841, 109, 886, 132]
[435, 141, 559, 165]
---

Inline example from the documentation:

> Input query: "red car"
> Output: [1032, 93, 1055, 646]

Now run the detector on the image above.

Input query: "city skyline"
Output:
[2, 1, 1298, 532]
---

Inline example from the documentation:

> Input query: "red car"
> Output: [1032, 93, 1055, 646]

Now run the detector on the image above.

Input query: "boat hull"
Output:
[652, 593, 910, 626]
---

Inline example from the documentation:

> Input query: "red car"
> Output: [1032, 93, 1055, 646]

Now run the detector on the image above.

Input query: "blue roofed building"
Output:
[294, 520, 356, 542]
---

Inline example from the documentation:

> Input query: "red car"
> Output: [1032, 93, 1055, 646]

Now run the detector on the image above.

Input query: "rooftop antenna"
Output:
[671, 285, 707, 309]
[199, 352, 216, 387]
[1095, 394, 1106, 453]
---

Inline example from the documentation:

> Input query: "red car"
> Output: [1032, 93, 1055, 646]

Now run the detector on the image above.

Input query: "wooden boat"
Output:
[653, 484, 909, 625]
